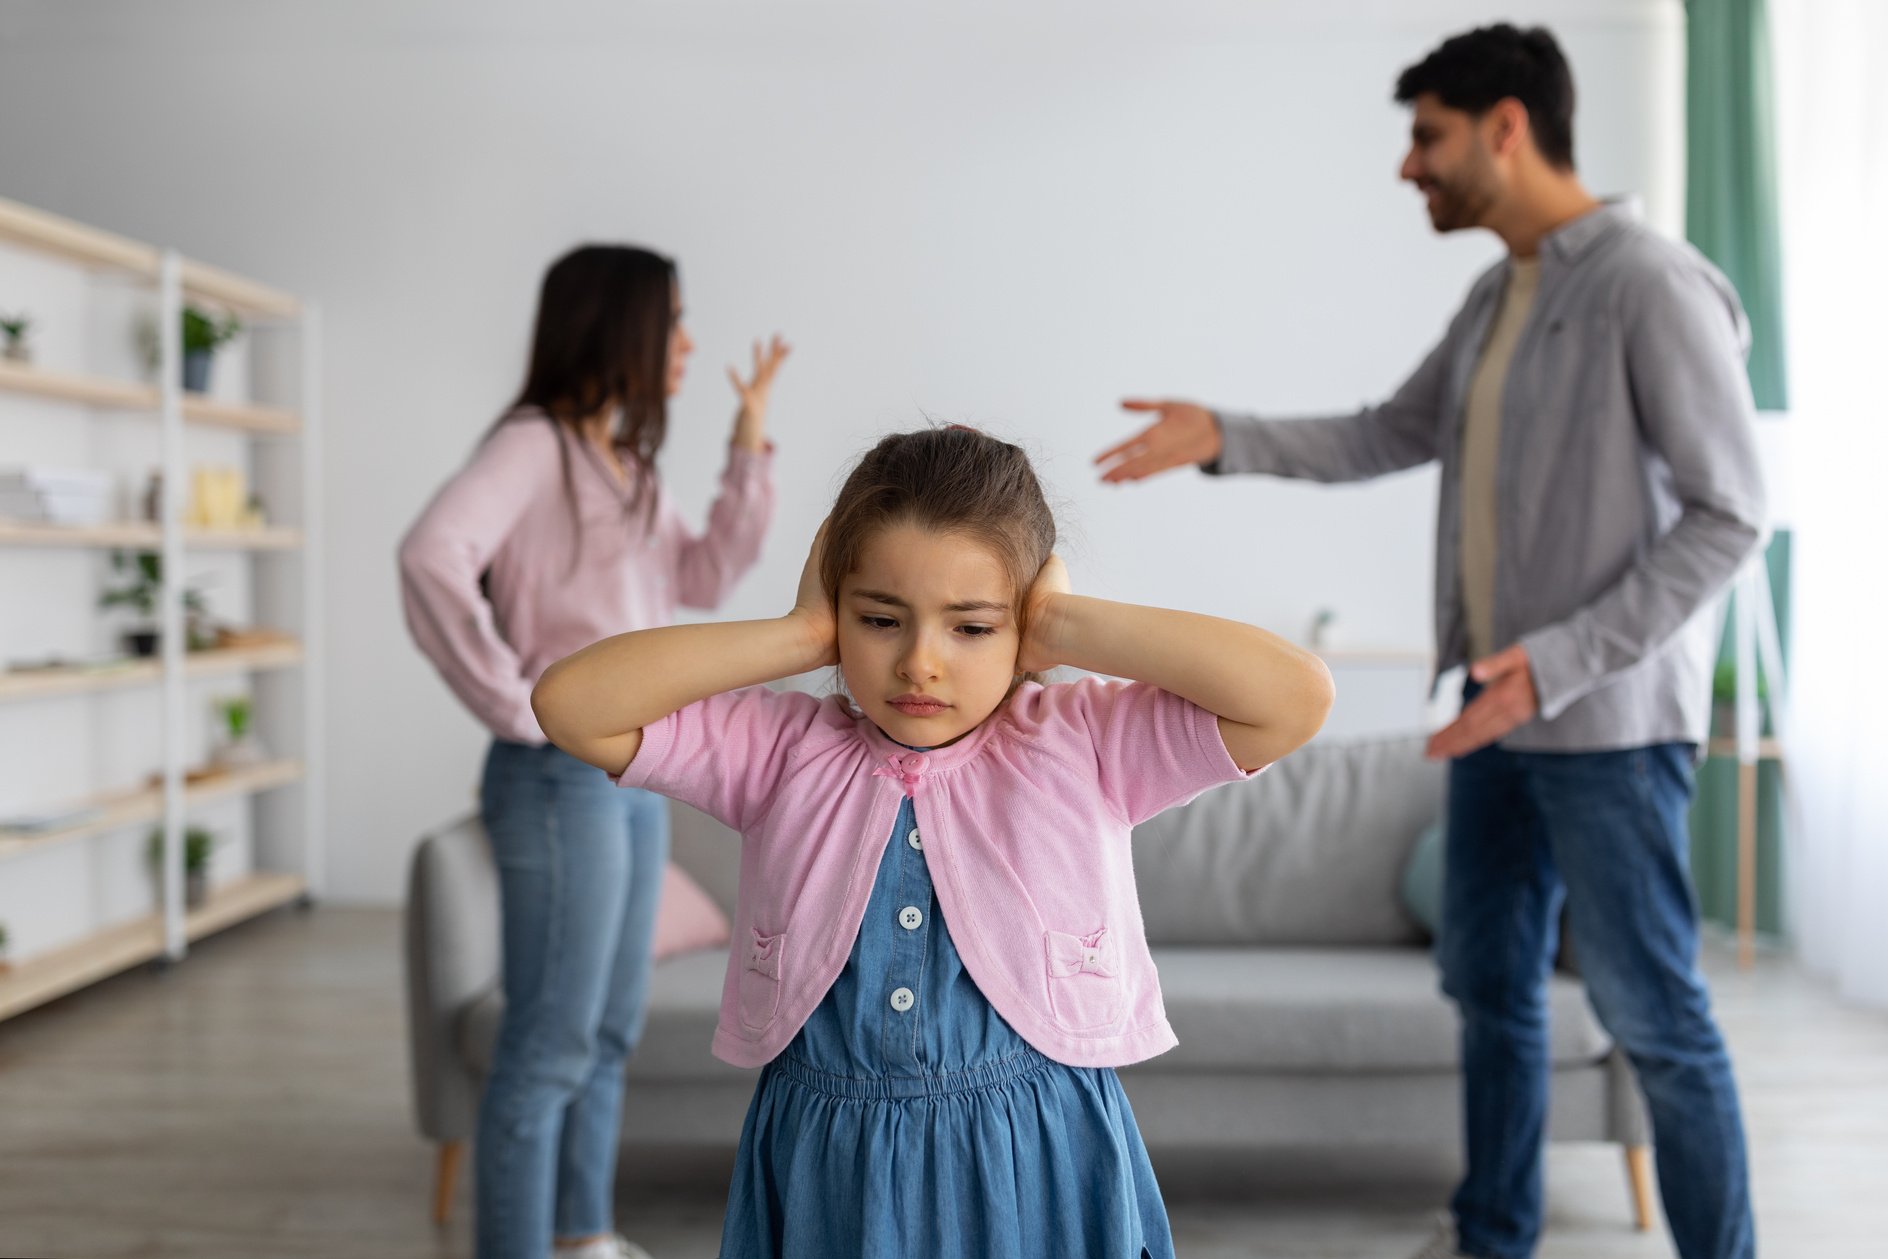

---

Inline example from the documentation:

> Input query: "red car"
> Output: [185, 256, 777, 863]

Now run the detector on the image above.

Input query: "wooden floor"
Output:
[0, 907, 1884, 1258]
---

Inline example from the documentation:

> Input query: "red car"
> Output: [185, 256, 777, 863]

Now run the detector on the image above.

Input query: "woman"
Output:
[400, 243, 788, 1259]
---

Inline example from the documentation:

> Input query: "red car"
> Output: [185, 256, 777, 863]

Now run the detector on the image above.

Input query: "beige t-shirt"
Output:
[1460, 256, 1541, 662]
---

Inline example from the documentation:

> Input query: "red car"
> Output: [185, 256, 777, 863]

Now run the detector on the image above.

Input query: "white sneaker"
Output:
[1407, 1212, 1465, 1259]
[552, 1236, 653, 1259]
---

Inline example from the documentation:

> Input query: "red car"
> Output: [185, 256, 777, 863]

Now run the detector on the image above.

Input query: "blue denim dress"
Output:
[718, 794, 1172, 1258]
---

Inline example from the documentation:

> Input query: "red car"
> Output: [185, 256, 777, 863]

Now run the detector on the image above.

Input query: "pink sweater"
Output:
[399, 411, 775, 743]
[617, 678, 1252, 1069]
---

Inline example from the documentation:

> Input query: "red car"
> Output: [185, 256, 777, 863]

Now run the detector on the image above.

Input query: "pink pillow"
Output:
[651, 862, 731, 959]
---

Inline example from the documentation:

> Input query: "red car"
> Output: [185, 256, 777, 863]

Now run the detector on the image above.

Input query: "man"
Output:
[1096, 24, 1762, 1259]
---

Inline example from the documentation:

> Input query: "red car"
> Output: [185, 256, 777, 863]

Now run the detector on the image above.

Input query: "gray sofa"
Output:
[405, 734, 1651, 1227]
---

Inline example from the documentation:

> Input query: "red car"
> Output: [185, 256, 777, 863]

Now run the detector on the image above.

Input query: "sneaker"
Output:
[552, 1236, 653, 1259]
[1407, 1212, 1465, 1259]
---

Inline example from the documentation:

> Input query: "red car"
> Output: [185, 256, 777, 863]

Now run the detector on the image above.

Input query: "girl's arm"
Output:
[532, 527, 836, 775]
[1019, 558, 1334, 772]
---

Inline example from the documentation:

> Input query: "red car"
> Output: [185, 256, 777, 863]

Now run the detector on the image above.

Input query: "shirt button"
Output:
[889, 987, 915, 1013]
[906, 828, 923, 851]
[899, 906, 923, 931]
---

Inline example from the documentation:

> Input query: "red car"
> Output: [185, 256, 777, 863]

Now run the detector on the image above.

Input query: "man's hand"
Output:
[1425, 643, 1540, 760]
[1094, 399, 1223, 483]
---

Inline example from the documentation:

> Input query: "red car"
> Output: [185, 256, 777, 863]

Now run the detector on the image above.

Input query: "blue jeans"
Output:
[1439, 702, 1753, 1259]
[475, 739, 670, 1259]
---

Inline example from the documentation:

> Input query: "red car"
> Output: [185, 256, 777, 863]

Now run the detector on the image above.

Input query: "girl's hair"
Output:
[492, 243, 679, 559]
[821, 426, 1057, 620]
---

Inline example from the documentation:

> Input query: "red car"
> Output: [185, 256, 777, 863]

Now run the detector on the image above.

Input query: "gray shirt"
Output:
[1208, 202, 1766, 753]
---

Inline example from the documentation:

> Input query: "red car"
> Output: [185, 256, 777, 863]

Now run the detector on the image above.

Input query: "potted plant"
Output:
[1711, 660, 1772, 740]
[146, 826, 216, 909]
[0, 312, 30, 363]
[210, 694, 266, 768]
[181, 305, 242, 393]
[99, 550, 211, 656]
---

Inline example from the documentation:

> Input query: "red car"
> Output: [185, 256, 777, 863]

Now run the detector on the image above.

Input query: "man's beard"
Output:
[1425, 170, 1498, 233]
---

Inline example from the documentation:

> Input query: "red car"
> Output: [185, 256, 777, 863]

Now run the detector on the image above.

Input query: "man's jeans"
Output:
[1439, 702, 1754, 1259]
[475, 739, 670, 1259]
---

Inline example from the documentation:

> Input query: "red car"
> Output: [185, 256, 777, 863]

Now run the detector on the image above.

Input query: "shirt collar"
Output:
[848, 687, 1017, 778]
[1539, 195, 1640, 264]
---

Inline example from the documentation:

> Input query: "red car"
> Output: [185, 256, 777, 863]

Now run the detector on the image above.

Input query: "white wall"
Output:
[0, 0, 1685, 903]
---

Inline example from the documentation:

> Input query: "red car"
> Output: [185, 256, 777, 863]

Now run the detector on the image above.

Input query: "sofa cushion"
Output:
[652, 864, 731, 960]
[460, 948, 753, 1084]
[1144, 946, 1613, 1072]
[1133, 736, 1444, 947]
[462, 946, 1613, 1081]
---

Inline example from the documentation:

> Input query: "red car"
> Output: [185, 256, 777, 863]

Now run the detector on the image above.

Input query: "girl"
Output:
[399, 243, 789, 1259]
[531, 426, 1333, 1258]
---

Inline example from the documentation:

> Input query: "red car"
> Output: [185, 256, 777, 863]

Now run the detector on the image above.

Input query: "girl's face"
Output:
[837, 522, 1021, 749]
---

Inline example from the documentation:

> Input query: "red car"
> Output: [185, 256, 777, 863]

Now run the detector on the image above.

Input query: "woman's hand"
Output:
[787, 520, 839, 669]
[1016, 554, 1071, 674]
[729, 335, 791, 452]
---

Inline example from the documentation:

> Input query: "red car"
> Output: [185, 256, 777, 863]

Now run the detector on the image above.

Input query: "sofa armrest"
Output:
[404, 812, 501, 1143]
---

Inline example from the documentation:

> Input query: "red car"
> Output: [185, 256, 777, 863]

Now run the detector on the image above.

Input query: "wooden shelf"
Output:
[0, 871, 306, 1023]
[0, 195, 299, 320]
[0, 520, 303, 550]
[0, 640, 303, 704]
[0, 193, 321, 1025]
[0, 656, 159, 702]
[182, 870, 307, 939]
[0, 361, 302, 434]
[179, 259, 300, 320]
[0, 194, 156, 276]
[180, 394, 301, 435]
[0, 358, 156, 410]
[0, 520, 165, 547]
[0, 759, 305, 862]
[1707, 737, 1784, 762]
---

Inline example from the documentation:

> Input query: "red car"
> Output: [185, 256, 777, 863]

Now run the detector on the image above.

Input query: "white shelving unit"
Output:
[0, 194, 323, 1021]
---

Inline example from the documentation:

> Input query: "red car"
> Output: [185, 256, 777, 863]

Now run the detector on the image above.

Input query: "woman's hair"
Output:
[821, 425, 1057, 621]
[494, 243, 679, 558]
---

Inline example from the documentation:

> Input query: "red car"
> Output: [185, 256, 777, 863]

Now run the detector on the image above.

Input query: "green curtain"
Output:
[1686, 0, 1789, 411]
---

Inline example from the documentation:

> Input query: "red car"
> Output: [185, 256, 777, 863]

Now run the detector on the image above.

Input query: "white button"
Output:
[899, 906, 923, 931]
[906, 828, 923, 851]
[1085, 950, 1099, 965]
[889, 986, 915, 1012]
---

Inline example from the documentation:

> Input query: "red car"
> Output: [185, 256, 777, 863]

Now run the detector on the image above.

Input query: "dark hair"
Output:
[1395, 24, 1577, 171]
[494, 244, 678, 559]
[821, 424, 1056, 645]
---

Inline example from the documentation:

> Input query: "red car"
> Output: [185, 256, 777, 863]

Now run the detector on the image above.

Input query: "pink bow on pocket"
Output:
[747, 930, 783, 979]
[1046, 927, 1118, 979]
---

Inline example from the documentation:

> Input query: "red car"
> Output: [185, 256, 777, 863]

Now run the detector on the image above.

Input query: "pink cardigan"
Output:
[399, 411, 774, 743]
[618, 677, 1252, 1069]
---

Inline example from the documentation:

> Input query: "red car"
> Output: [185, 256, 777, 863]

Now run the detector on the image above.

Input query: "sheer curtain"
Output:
[1771, 0, 1888, 1007]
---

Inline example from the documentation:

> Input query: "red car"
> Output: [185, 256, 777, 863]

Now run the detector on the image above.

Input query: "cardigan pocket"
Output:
[739, 929, 786, 1032]
[1044, 927, 1124, 1032]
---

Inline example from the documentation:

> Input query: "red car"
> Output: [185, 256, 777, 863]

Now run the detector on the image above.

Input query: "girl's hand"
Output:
[1017, 554, 1071, 674]
[729, 335, 791, 452]
[787, 520, 839, 669]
